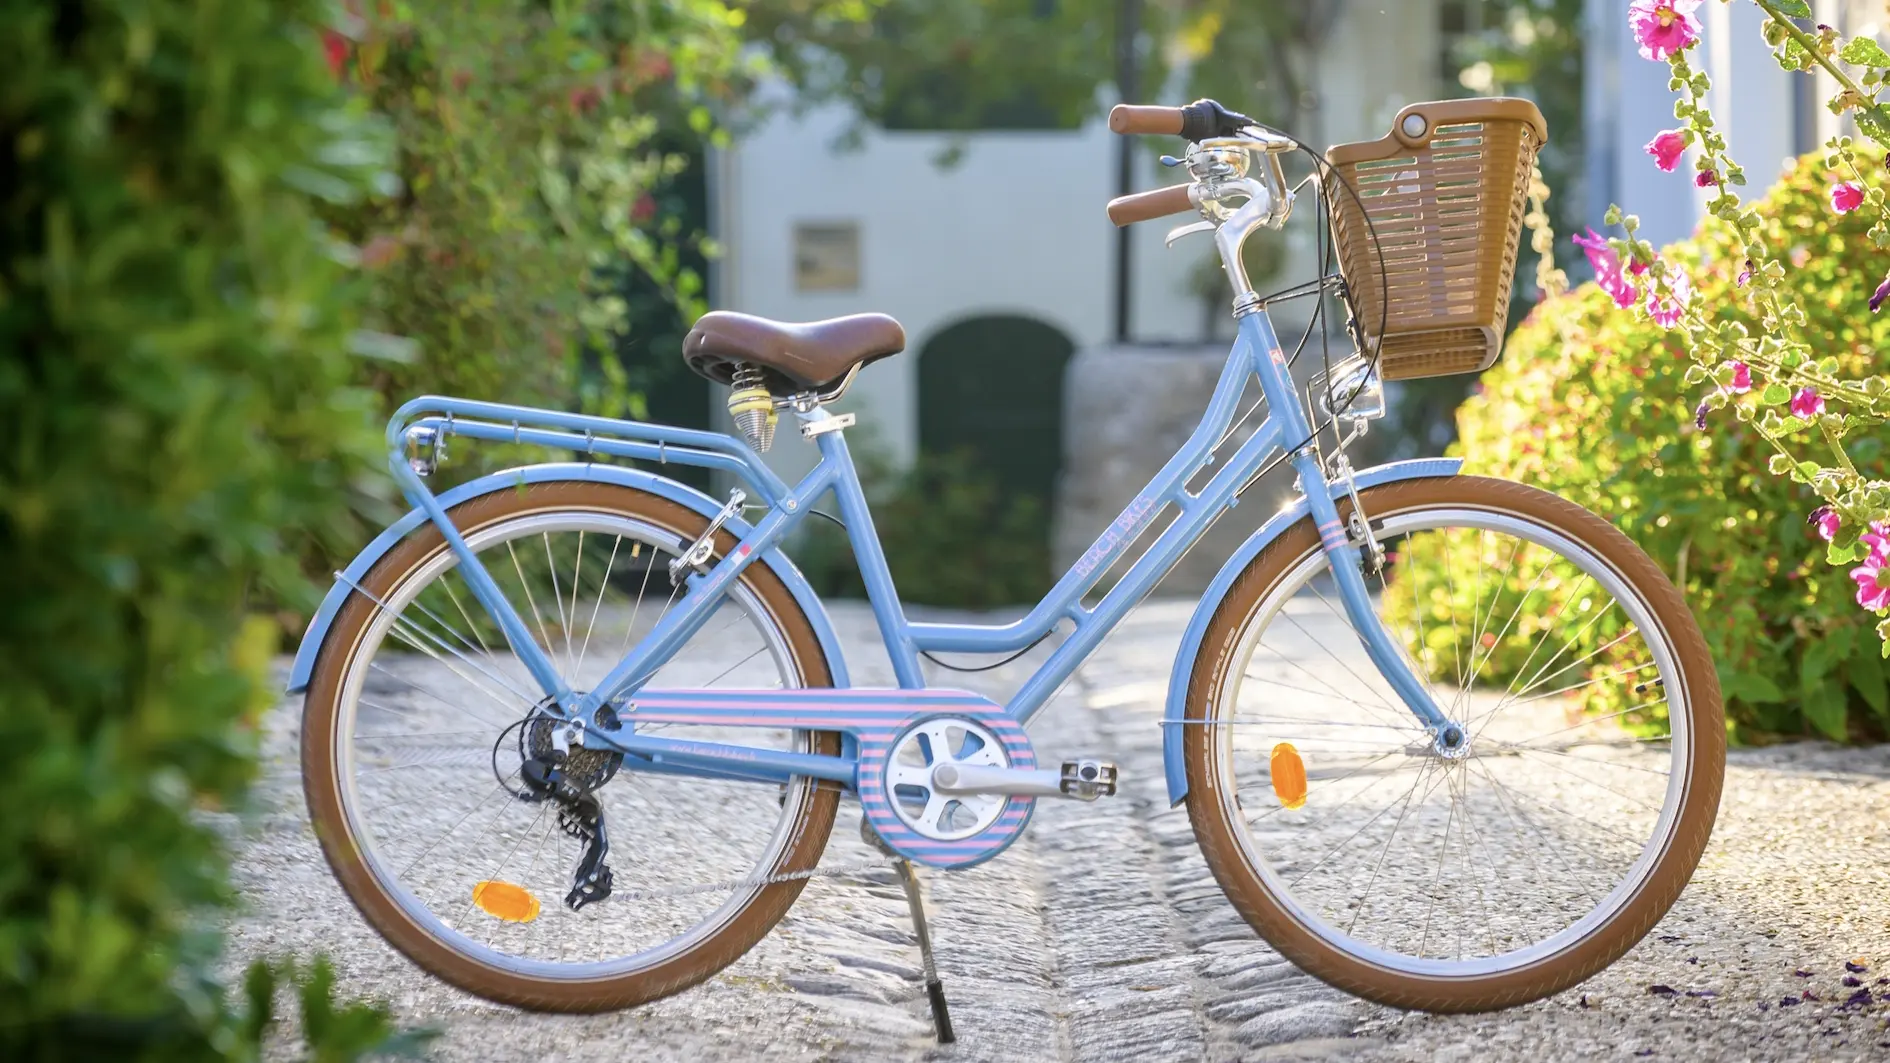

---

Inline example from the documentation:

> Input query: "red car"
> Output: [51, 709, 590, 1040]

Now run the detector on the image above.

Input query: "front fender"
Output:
[286, 463, 849, 693]
[1160, 458, 1462, 805]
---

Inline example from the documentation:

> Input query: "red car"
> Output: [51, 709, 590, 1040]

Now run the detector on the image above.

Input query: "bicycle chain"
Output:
[604, 859, 894, 903]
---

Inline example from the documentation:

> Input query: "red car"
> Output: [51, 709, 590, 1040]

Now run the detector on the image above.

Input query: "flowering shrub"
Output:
[1580, 0, 1890, 657]
[322, 0, 748, 418]
[1388, 152, 1890, 742]
[2, 0, 430, 1055]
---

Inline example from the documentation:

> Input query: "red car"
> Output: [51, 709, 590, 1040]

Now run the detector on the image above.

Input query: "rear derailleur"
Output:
[518, 746, 614, 912]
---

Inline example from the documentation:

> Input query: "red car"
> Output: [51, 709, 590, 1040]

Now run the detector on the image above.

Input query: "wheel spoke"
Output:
[1203, 494, 1706, 986]
[319, 504, 833, 983]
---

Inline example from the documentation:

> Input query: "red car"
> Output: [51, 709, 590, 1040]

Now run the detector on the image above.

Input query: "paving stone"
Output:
[229, 600, 1890, 1062]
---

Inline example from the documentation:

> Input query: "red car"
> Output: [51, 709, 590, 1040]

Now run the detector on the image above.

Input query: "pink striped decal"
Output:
[618, 685, 1040, 869]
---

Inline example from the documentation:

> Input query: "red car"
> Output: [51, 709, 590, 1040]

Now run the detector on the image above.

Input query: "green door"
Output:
[917, 315, 1074, 511]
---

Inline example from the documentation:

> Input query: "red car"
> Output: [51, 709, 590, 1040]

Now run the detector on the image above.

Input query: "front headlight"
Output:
[1312, 355, 1385, 422]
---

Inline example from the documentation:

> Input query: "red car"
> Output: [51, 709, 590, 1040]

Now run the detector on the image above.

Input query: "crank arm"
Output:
[931, 763, 1064, 797]
[931, 759, 1118, 801]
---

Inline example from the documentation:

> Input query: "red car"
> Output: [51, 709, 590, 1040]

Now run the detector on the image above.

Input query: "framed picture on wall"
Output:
[793, 222, 861, 292]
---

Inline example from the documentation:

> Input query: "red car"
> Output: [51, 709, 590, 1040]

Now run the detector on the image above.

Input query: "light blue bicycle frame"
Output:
[381, 307, 1447, 791]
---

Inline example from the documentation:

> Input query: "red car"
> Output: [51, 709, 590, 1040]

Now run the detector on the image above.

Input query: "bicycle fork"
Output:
[1243, 318, 1460, 751]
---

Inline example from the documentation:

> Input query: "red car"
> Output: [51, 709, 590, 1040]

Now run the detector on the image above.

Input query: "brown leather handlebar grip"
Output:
[1109, 104, 1185, 136]
[1106, 184, 1195, 227]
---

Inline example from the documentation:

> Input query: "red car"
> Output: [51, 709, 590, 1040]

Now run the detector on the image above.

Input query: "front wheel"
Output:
[1182, 476, 1723, 1012]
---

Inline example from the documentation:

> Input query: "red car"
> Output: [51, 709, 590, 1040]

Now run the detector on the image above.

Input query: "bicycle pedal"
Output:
[1058, 759, 1118, 800]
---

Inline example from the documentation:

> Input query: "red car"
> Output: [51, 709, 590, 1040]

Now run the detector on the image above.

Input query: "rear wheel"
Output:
[302, 481, 842, 1012]
[1182, 476, 1723, 1011]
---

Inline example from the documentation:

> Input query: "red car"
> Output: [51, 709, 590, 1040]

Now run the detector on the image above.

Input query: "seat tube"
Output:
[1241, 312, 1448, 732]
[818, 429, 925, 687]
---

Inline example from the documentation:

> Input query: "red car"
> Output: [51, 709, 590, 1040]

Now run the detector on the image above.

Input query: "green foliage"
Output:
[799, 446, 1052, 609]
[750, 0, 1356, 140]
[328, 0, 755, 419]
[0, 0, 417, 1057]
[749, 0, 1119, 132]
[1390, 153, 1890, 743]
[241, 957, 436, 1062]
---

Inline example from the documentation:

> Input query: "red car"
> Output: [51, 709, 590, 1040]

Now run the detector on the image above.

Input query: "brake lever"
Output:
[1165, 220, 1216, 247]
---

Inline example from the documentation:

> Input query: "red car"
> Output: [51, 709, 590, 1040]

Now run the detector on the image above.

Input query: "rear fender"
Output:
[286, 463, 849, 693]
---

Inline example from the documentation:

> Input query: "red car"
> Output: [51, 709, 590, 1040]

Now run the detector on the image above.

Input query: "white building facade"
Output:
[705, 2, 1451, 486]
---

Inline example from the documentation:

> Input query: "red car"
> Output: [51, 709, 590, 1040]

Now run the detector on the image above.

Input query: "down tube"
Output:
[1006, 411, 1285, 724]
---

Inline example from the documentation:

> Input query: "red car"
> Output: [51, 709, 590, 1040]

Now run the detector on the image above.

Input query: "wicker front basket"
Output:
[1323, 98, 1548, 380]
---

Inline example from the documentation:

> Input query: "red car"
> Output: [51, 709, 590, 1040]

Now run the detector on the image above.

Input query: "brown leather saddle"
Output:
[682, 311, 906, 395]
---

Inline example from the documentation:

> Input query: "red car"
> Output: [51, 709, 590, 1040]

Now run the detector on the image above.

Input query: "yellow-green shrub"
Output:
[1389, 153, 1889, 743]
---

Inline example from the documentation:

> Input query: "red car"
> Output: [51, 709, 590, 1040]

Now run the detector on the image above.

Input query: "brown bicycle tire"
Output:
[1182, 476, 1724, 1012]
[301, 480, 842, 1012]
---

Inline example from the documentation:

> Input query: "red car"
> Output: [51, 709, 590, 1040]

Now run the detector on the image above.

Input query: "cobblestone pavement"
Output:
[232, 601, 1890, 1062]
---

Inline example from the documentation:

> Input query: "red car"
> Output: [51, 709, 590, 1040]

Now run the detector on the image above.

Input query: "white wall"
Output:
[707, 0, 1444, 482]
[709, 102, 1204, 480]
[1586, 0, 1811, 247]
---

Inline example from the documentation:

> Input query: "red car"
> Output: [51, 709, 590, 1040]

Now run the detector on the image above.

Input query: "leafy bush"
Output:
[1387, 152, 1890, 743]
[1, 1, 420, 1057]
[798, 445, 1053, 609]
[326, 0, 847, 415]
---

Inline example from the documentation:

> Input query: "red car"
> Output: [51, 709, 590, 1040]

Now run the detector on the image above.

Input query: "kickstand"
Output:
[893, 859, 955, 1044]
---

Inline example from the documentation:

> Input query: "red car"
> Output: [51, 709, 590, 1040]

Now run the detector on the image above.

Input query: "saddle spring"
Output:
[726, 363, 777, 452]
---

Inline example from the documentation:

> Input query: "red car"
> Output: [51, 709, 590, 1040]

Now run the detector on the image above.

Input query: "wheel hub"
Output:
[1431, 722, 1471, 760]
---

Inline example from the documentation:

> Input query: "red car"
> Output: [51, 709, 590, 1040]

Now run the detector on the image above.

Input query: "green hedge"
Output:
[1388, 152, 1890, 743]
[1, 2, 417, 1056]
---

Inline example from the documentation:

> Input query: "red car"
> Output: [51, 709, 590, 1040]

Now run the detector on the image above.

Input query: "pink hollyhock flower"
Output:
[1811, 505, 1841, 543]
[323, 29, 350, 78]
[1873, 273, 1890, 312]
[1854, 560, 1890, 611]
[1832, 182, 1866, 214]
[1860, 524, 1890, 564]
[1645, 129, 1687, 172]
[1728, 361, 1751, 393]
[1695, 170, 1720, 187]
[1573, 229, 1638, 309]
[1630, 0, 1704, 61]
[1790, 386, 1825, 418]
[1647, 270, 1692, 327]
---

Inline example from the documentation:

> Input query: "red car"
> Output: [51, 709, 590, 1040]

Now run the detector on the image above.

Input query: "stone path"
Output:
[230, 601, 1890, 1062]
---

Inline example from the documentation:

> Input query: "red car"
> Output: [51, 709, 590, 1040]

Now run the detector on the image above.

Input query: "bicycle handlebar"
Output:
[1107, 104, 1186, 136]
[1106, 184, 1196, 227]
[1105, 98, 1293, 227]
[1109, 99, 1257, 142]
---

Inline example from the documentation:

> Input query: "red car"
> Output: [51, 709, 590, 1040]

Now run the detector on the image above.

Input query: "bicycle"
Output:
[292, 96, 1724, 1034]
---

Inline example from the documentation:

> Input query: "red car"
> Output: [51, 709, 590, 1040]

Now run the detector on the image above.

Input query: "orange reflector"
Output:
[1271, 742, 1308, 809]
[473, 880, 541, 923]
